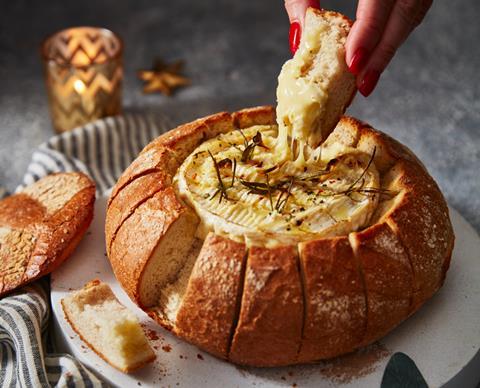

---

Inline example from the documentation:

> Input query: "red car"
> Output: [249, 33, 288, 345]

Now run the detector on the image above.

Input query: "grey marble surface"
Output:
[0, 0, 479, 235]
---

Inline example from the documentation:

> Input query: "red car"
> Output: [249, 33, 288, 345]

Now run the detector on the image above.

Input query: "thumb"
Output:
[284, 0, 320, 26]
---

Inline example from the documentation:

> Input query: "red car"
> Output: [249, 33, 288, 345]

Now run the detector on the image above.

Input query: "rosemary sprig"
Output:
[208, 150, 229, 203]
[275, 177, 294, 213]
[236, 128, 249, 147]
[265, 173, 274, 211]
[344, 147, 376, 194]
[241, 131, 267, 163]
[231, 158, 237, 187]
[239, 179, 271, 195]
[263, 165, 278, 174]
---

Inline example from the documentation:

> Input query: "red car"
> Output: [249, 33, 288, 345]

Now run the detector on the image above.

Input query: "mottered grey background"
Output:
[0, 0, 479, 233]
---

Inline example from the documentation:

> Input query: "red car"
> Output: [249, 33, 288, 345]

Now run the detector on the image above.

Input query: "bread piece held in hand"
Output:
[62, 280, 156, 373]
[276, 8, 356, 150]
[0, 172, 95, 297]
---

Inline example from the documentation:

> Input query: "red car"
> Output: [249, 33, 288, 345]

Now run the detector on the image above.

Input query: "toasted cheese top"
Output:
[175, 125, 379, 247]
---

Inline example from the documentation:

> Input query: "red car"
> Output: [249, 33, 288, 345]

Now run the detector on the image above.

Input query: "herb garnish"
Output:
[208, 150, 230, 203]
[275, 177, 294, 213]
[344, 147, 376, 194]
[231, 158, 237, 187]
[241, 131, 268, 163]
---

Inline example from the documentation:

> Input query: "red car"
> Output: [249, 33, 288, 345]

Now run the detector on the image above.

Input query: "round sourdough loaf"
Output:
[106, 106, 454, 367]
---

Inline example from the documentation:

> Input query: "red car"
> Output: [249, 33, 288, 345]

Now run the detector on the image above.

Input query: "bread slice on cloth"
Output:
[0, 172, 95, 297]
[62, 280, 156, 373]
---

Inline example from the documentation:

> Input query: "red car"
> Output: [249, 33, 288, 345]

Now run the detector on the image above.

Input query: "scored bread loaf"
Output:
[106, 107, 454, 366]
[62, 280, 156, 373]
[0, 173, 95, 296]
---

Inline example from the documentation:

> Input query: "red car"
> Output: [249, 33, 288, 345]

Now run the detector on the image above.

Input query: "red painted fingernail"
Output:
[359, 70, 380, 97]
[289, 22, 301, 55]
[349, 47, 369, 76]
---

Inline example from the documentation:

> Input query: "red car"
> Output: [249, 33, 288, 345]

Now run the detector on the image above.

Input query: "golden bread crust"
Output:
[109, 187, 197, 306]
[0, 173, 95, 296]
[298, 237, 366, 362]
[174, 233, 247, 359]
[106, 107, 454, 367]
[229, 245, 303, 367]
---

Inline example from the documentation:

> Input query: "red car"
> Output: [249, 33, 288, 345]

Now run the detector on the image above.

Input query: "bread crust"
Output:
[109, 187, 198, 306]
[229, 245, 303, 366]
[0, 173, 95, 296]
[106, 107, 454, 367]
[350, 222, 413, 345]
[174, 233, 247, 359]
[298, 236, 366, 362]
[384, 160, 454, 309]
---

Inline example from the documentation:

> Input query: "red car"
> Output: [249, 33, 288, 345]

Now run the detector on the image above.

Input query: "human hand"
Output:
[285, 0, 433, 97]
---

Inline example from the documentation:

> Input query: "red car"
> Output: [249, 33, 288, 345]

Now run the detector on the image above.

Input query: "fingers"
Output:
[347, 0, 433, 97]
[284, 0, 320, 26]
[285, 0, 320, 54]
[346, 0, 396, 74]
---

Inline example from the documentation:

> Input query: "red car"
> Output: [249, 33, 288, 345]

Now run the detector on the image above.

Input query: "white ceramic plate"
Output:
[51, 196, 480, 388]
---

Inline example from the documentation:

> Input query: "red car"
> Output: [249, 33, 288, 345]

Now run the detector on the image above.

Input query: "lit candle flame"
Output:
[73, 79, 86, 94]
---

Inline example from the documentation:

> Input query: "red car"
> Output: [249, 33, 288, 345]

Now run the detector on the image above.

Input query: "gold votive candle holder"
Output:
[41, 27, 123, 133]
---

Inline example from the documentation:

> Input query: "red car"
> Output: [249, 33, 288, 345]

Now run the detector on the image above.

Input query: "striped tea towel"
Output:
[0, 113, 170, 387]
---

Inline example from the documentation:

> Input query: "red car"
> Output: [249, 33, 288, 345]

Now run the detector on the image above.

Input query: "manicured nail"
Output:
[359, 70, 380, 97]
[289, 22, 301, 55]
[349, 47, 369, 76]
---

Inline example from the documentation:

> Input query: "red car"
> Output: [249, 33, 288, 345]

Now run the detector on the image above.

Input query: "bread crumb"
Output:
[162, 345, 172, 352]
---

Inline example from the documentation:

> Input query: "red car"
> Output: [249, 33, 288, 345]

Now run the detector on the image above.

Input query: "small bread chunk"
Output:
[62, 280, 156, 373]
[0, 172, 95, 296]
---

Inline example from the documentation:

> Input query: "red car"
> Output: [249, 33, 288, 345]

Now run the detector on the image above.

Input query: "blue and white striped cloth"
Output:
[0, 113, 170, 387]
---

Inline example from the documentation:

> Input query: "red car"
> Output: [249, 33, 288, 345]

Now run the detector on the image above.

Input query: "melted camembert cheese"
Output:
[175, 125, 379, 247]
[174, 13, 377, 247]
